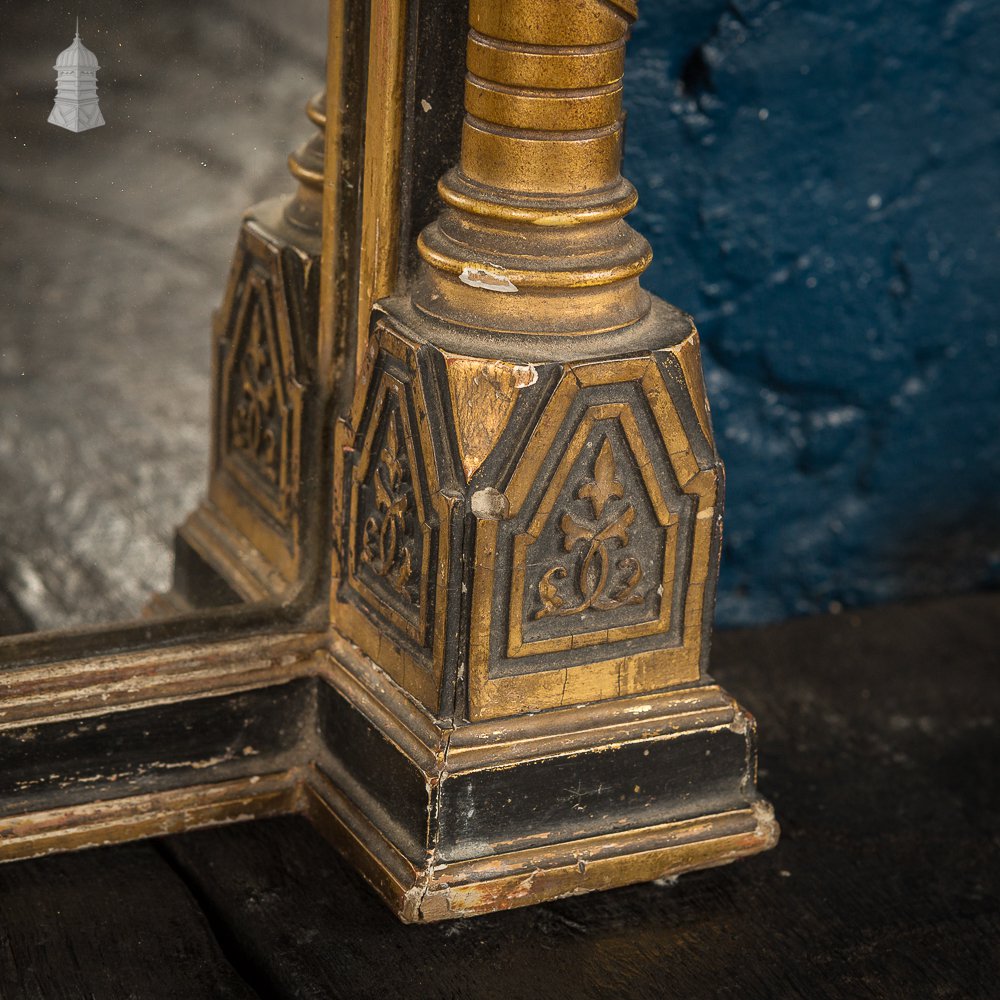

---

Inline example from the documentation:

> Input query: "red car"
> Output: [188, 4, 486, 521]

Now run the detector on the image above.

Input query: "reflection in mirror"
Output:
[0, 1, 326, 637]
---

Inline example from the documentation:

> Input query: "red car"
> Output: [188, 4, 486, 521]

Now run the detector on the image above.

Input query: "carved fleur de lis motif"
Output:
[535, 439, 643, 620]
[231, 314, 279, 482]
[362, 411, 414, 596]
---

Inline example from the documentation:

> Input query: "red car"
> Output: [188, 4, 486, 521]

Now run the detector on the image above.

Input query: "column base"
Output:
[308, 640, 778, 923]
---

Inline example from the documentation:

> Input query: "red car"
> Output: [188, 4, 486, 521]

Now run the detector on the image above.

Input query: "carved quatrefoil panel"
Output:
[346, 370, 434, 649]
[219, 266, 302, 527]
[477, 364, 707, 687]
[510, 404, 684, 662]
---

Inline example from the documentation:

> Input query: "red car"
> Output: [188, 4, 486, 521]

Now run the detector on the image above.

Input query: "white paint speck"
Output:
[471, 487, 509, 520]
[654, 875, 680, 887]
[460, 266, 518, 293]
[513, 363, 538, 386]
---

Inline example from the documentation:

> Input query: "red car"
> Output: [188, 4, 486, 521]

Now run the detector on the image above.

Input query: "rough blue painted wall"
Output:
[624, 0, 1000, 626]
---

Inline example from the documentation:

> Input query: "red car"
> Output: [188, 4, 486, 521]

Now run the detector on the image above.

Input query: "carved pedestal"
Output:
[319, 0, 778, 921]
[320, 301, 776, 921]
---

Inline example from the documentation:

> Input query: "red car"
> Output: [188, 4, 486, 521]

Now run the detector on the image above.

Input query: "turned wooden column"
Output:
[413, 0, 650, 336]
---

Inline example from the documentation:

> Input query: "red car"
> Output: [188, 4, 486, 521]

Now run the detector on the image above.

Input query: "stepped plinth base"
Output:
[306, 643, 779, 923]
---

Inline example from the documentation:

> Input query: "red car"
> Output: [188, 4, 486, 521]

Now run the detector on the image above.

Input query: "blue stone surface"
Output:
[624, 0, 1000, 625]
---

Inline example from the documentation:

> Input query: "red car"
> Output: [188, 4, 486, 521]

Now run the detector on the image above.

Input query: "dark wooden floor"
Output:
[1, 591, 996, 999]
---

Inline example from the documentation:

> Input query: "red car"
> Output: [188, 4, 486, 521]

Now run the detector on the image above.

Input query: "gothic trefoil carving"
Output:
[361, 411, 414, 597]
[334, 339, 451, 710]
[217, 257, 303, 535]
[535, 438, 644, 620]
[231, 309, 280, 485]
[347, 372, 430, 645]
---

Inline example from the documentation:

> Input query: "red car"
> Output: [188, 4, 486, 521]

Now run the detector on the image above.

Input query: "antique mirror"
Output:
[1, 1, 333, 647]
[0, 0, 776, 921]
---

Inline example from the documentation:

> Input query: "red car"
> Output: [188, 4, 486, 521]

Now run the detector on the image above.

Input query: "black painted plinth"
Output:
[310, 661, 776, 921]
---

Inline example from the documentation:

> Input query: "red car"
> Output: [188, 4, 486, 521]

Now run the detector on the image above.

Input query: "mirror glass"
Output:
[0, 0, 326, 638]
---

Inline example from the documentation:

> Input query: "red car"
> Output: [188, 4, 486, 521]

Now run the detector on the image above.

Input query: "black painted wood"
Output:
[434, 723, 751, 862]
[2, 592, 997, 998]
[0, 680, 312, 815]
[395, 0, 469, 287]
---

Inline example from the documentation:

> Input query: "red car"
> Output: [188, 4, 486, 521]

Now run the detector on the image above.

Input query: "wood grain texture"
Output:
[0, 843, 260, 1000]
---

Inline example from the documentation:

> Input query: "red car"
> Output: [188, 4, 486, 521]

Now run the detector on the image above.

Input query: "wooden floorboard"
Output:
[150, 592, 998, 1000]
[0, 842, 262, 1000]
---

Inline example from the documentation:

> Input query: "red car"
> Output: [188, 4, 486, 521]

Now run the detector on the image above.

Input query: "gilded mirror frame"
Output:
[0, 0, 777, 922]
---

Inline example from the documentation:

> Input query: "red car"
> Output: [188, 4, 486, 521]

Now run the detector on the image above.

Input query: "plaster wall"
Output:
[624, 0, 1000, 624]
